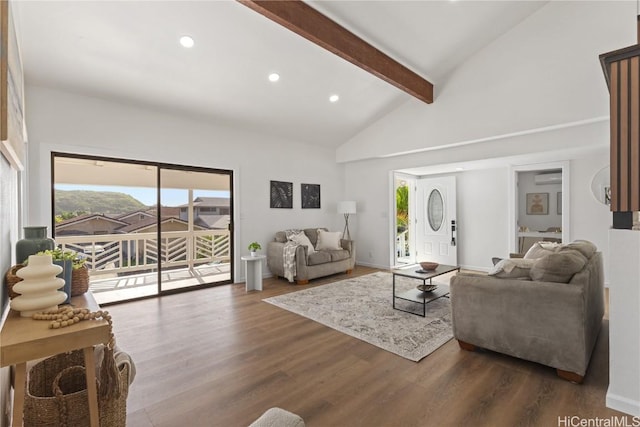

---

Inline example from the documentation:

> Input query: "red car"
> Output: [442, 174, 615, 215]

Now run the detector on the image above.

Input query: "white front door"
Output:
[416, 176, 457, 266]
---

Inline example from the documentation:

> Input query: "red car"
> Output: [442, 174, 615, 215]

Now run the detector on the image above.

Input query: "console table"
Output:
[0, 292, 110, 427]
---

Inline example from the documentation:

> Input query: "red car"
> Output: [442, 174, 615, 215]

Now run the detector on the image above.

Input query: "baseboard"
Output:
[606, 391, 640, 417]
[356, 261, 390, 270]
[459, 264, 490, 273]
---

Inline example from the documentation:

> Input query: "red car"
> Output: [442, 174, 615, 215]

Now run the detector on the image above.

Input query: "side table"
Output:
[0, 292, 110, 427]
[241, 255, 266, 291]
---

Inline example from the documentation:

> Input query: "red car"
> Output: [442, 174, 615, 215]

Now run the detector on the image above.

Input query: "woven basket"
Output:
[71, 266, 90, 296]
[5, 264, 24, 299]
[24, 349, 129, 427]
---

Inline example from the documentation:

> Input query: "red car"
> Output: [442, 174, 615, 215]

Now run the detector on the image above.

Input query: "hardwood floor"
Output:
[106, 266, 630, 427]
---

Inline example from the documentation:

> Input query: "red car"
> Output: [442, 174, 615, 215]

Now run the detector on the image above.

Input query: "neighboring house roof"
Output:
[117, 207, 182, 223]
[177, 197, 230, 208]
[156, 206, 181, 217]
[117, 210, 155, 223]
[116, 217, 161, 233]
[118, 217, 208, 233]
[56, 213, 129, 230]
[195, 215, 230, 230]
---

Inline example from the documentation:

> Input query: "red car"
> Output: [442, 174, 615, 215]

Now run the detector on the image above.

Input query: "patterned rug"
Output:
[263, 271, 453, 362]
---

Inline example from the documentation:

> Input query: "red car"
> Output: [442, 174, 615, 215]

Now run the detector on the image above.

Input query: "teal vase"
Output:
[53, 259, 72, 304]
[16, 226, 55, 265]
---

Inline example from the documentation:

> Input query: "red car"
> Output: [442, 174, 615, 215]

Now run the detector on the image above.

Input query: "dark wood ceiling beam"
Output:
[238, 0, 434, 104]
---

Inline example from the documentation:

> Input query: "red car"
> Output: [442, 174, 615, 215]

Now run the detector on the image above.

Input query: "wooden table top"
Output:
[0, 293, 110, 367]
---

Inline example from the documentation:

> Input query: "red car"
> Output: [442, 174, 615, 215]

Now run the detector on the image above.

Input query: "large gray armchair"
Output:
[450, 240, 604, 383]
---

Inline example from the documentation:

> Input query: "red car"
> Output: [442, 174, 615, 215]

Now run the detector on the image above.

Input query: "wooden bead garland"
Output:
[32, 306, 112, 332]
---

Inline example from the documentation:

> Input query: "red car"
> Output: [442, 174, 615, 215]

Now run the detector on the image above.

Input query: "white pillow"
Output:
[523, 241, 560, 260]
[488, 258, 535, 279]
[289, 232, 315, 254]
[315, 230, 342, 251]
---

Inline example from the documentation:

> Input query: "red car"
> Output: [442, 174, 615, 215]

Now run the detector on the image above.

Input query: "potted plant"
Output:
[248, 242, 262, 257]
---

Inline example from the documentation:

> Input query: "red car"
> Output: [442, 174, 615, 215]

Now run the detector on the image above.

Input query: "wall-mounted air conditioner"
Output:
[534, 172, 562, 185]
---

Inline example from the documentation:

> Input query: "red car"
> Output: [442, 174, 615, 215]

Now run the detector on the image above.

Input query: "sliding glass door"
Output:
[52, 153, 233, 304]
[158, 167, 232, 292]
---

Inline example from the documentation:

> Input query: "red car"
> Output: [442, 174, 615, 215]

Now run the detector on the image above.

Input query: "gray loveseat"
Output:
[266, 228, 355, 285]
[450, 240, 604, 383]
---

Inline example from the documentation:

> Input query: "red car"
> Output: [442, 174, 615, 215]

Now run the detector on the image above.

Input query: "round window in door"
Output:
[427, 189, 444, 232]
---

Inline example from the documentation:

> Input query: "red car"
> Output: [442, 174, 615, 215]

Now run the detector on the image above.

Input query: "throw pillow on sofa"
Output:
[557, 240, 597, 260]
[523, 241, 560, 259]
[315, 230, 342, 251]
[489, 258, 535, 279]
[529, 249, 588, 283]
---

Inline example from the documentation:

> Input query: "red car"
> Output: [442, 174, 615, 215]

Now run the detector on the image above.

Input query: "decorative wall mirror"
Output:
[590, 166, 611, 205]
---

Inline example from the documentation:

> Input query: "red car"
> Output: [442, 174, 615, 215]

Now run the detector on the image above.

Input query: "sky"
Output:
[55, 184, 230, 207]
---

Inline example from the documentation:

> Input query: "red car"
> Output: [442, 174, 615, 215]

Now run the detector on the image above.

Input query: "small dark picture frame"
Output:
[301, 184, 321, 209]
[270, 180, 293, 208]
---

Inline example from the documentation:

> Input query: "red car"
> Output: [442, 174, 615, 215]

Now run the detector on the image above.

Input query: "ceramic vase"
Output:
[251, 251, 257, 257]
[10, 254, 67, 317]
[53, 259, 73, 304]
[15, 226, 55, 265]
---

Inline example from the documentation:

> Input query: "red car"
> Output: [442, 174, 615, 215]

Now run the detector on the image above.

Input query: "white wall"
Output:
[337, 1, 636, 163]
[570, 147, 612, 282]
[455, 167, 510, 271]
[25, 86, 346, 281]
[607, 231, 640, 416]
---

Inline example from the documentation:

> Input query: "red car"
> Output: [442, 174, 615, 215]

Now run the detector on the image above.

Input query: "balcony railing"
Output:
[55, 230, 231, 278]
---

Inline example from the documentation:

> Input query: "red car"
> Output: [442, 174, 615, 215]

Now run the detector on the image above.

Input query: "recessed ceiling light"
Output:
[268, 73, 280, 82]
[179, 36, 194, 48]
[329, 94, 340, 103]
[456, 167, 464, 171]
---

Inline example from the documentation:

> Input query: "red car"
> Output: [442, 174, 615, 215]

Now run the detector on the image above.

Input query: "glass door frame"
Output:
[156, 164, 234, 296]
[51, 152, 234, 304]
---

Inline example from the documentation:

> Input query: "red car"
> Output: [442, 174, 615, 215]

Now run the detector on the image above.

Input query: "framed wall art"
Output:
[526, 192, 549, 215]
[270, 180, 293, 208]
[301, 183, 320, 209]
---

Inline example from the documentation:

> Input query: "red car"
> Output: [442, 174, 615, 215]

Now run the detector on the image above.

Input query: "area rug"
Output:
[263, 271, 453, 362]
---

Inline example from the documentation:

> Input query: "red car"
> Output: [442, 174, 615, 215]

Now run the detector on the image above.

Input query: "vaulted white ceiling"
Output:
[14, 0, 548, 147]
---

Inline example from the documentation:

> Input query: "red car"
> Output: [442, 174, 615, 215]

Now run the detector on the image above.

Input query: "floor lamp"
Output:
[338, 201, 356, 240]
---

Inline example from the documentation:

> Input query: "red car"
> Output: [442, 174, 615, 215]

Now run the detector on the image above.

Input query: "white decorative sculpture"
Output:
[10, 254, 67, 317]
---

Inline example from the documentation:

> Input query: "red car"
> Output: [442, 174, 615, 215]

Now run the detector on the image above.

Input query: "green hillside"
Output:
[55, 190, 147, 215]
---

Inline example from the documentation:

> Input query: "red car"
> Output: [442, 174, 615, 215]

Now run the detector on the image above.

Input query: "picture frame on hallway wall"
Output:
[526, 193, 549, 215]
[301, 183, 320, 209]
[270, 180, 293, 208]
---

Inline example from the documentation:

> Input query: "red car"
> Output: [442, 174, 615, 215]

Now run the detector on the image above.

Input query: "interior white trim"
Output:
[606, 393, 640, 417]
[508, 161, 570, 254]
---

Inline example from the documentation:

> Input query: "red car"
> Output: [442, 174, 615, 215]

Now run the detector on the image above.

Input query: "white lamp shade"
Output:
[337, 201, 356, 214]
